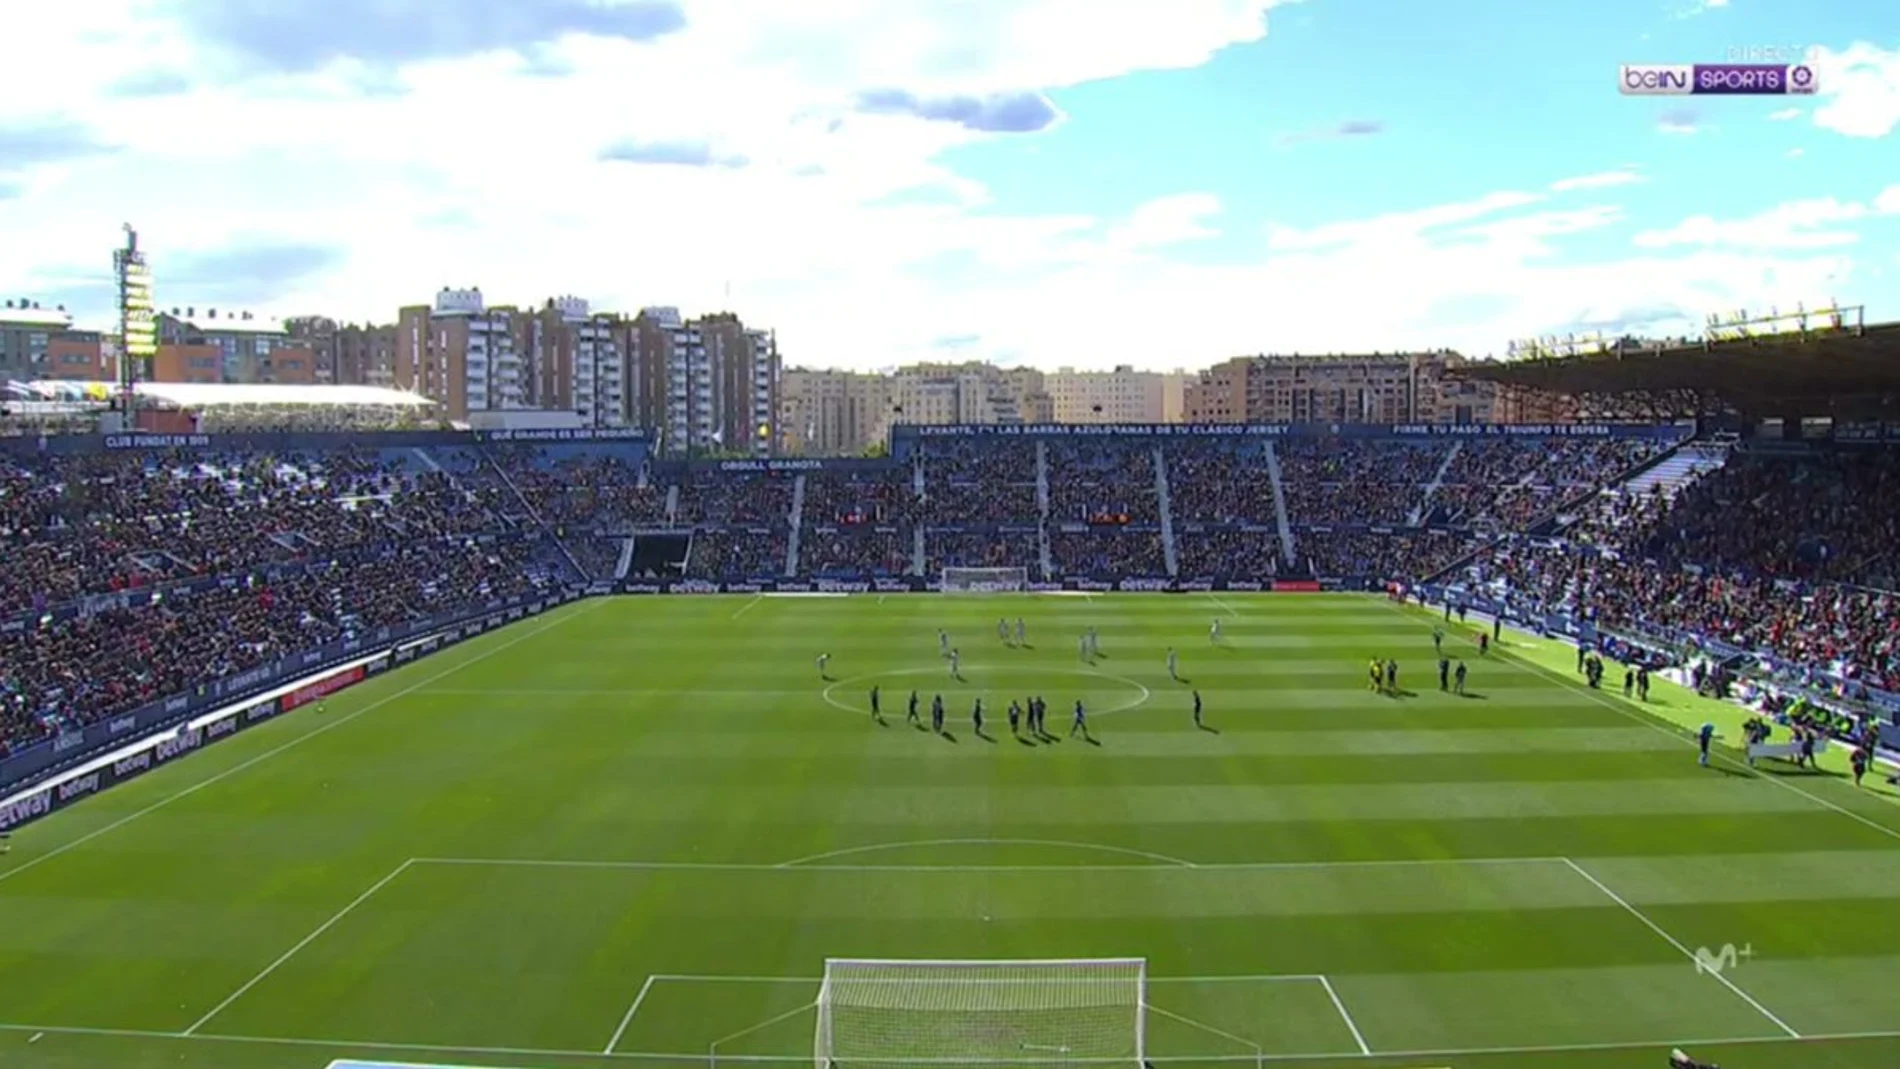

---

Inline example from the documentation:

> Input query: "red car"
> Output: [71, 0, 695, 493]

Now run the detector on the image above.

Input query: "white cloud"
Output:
[1785, 147, 1805, 158]
[1631, 194, 1898, 251]
[1811, 42, 1900, 138]
[1657, 108, 1702, 135]
[0, 1, 1880, 371]
[1767, 107, 1802, 121]
[1548, 169, 1644, 192]
[1104, 193, 1224, 252]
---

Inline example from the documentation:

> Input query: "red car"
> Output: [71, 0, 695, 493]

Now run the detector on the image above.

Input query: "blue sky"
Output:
[0, 0, 1895, 370]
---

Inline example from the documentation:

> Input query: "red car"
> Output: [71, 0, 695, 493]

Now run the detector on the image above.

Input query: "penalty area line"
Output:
[603, 975, 658, 1054]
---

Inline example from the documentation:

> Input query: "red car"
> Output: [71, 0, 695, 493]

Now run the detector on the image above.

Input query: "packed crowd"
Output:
[1458, 449, 1900, 695]
[917, 438, 1037, 484]
[1045, 440, 1160, 524]
[924, 531, 1041, 575]
[497, 445, 668, 530]
[1278, 440, 1442, 526]
[673, 471, 794, 527]
[685, 528, 788, 579]
[801, 469, 921, 528]
[804, 528, 912, 577]
[1302, 530, 1474, 580]
[1167, 445, 1279, 525]
[1, 534, 568, 754]
[1432, 438, 1667, 526]
[1175, 529, 1281, 579]
[1047, 529, 1167, 576]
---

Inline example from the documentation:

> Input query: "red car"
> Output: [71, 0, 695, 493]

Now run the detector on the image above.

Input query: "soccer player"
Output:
[998, 618, 1011, 645]
[908, 689, 920, 725]
[1438, 656, 1450, 691]
[1087, 626, 1100, 659]
[931, 694, 945, 734]
[1070, 699, 1089, 740]
[1192, 689, 1203, 729]
[1369, 658, 1383, 692]
[1031, 696, 1045, 735]
[1432, 625, 1444, 654]
[939, 629, 950, 658]
[1697, 722, 1715, 767]
[1384, 658, 1399, 693]
[1015, 617, 1026, 646]
[1166, 647, 1179, 681]
[1453, 660, 1467, 695]
[949, 648, 961, 678]
[870, 685, 882, 723]
[972, 698, 984, 734]
[817, 653, 830, 678]
[1008, 699, 1022, 735]
[1210, 618, 1223, 645]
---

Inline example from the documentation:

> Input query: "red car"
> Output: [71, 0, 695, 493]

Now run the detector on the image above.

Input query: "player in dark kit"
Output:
[931, 694, 945, 734]
[1008, 700, 1022, 735]
[972, 699, 984, 734]
[907, 690, 920, 724]
[870, 686, 882, 724]
[1192, 689, 1203, 728]
[1438, 656, 1450, 691]
[1453, 660, 1468, 695]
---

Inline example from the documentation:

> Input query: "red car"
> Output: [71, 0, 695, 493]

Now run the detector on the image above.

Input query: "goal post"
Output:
[815, 957, 1146, 1068]
[941, 566, 1029, 594]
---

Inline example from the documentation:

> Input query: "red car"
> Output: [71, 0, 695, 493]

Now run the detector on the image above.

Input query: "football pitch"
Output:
[4, 593, 1900, 1069]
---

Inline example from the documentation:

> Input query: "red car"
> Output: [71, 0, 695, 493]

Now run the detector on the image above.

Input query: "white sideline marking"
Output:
[1206, 594, 1241, 618]
[774, 837, 1196, 869]
[730, 594, 762, 619]
[4, 1019, 1899, 1063]
[0, 601, 601, 889]
[1317, 975, 1371, 1055]
[603, 975, 657, 1054]
[1381, 598, 1900, 846]
[409, 853, 1571, 874]
[1561, 857, 1799, 1038]
[184, 860, 417, 1036]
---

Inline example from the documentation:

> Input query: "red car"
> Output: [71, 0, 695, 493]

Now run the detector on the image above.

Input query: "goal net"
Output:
[815, 958, 1146, 1068]
[942, 567, 1028, 594]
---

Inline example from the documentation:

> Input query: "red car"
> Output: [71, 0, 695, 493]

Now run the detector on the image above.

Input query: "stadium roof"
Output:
[19, 380, 435, 408]
[1455, 320, 1900, 420]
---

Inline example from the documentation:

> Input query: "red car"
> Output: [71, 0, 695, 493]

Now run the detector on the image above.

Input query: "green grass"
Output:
[3, 593, 1899, 1069]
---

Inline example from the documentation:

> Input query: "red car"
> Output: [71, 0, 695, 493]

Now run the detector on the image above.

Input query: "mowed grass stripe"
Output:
[2, 593, 1896, 1069]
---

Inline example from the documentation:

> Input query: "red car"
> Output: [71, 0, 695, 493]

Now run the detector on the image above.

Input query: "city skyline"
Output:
[2, 0, 1896, 372]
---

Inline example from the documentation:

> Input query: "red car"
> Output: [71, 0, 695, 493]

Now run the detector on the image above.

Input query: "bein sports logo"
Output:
[1694, 943, 1753, 975]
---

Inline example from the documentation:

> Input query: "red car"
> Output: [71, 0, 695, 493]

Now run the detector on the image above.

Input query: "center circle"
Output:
[821, 665, 1152, 720]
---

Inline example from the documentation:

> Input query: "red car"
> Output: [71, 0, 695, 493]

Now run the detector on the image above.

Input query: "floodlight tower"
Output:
[114, 224, 157, 411]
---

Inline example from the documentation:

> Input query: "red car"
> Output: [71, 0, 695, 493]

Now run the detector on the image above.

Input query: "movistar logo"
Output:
[1694, 943, 1753, 975]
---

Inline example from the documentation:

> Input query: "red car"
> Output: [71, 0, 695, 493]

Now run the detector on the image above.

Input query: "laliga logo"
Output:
[1788, 65, 1815, 94]
[1693, 943, 1753, 975]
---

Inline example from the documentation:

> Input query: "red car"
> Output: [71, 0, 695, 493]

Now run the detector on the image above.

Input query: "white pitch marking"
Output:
[603, 975, 658, 1053]
[1561, 857, 1798, 1038]
[409, 853, 1569, 875]
[1380, 598, 1900, 847]
[2, 1019, 1895, 1063]
[184, 860, 417, 1035]
[1317, 975, 1372, 1055]
[774, 837, 1196, 869]
[0, 602, 602, 889]
[731, 594, 762, 619]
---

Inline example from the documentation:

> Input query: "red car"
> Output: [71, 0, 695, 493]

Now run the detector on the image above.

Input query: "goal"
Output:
[941, 567, 1028, 594]
[815, 958, 1146, 1068]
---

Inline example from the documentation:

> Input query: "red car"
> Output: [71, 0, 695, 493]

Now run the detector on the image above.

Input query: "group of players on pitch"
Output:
[816, 617, 1216, 740]
[1370, 624, 1479, 696]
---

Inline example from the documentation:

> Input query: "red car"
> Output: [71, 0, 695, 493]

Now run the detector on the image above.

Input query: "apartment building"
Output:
[0, 301, 77, 382]
[1184, 352, 1495, 424]
[524, 296, 626, 427]
[626, 307, 778, 455]
[395, 288, 528, 420]
[779, 368, 895, 455]
[1046, 365, 1187, 423]
[156, 309, 317, 384]
[892, 361, 1051, 426]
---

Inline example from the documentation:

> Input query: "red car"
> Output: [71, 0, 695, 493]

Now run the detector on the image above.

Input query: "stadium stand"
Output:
[12, 417, 1900, 783]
